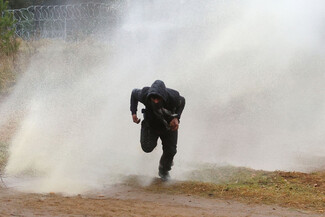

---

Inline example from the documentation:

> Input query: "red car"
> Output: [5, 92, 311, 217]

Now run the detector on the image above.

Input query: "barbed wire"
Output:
[6, 2, 124, 40]
[8, 3, 121, 21]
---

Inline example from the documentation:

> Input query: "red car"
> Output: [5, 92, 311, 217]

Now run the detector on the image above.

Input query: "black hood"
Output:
[147, 80, 168, 102]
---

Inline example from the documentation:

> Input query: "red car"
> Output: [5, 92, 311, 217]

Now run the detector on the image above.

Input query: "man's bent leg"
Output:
[159, 130, 178, 178]
[140, 120, 159, 153]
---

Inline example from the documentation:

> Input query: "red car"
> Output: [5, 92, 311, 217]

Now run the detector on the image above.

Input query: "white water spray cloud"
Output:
[1, 0, 325, 194]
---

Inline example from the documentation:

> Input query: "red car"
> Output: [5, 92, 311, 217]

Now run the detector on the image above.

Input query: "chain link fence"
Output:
[6, 2, 124, 40]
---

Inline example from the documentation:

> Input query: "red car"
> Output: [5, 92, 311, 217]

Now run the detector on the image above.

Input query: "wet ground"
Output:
[0, 182, 322, 217]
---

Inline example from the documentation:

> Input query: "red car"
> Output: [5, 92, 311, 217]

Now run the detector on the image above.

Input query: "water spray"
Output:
[1, 0, 325, 194]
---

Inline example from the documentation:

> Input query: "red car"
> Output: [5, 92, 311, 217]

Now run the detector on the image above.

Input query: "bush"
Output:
[0, 0, 19, 56]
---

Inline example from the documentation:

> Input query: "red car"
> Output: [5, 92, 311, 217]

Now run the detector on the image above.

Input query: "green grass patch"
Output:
[125, 166, 325, 214]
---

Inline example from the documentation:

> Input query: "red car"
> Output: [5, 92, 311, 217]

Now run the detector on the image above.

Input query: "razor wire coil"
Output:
[6, 3, 122, 40]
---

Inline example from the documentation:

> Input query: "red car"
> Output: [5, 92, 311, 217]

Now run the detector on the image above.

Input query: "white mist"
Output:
[0, 0, 324, 194]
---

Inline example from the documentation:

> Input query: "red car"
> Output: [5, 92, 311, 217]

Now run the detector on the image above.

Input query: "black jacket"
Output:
[130, 80, 185, 129]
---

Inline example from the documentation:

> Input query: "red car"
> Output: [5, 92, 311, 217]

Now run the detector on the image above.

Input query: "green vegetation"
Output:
[0, 1, 19, 93]
[125, 166, 325, 213]
[0, 0, 19, 56]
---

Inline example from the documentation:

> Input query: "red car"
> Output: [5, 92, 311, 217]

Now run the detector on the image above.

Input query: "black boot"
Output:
[158, 165, 170, 181]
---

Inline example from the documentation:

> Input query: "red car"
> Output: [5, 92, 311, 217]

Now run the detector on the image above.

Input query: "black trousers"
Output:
[140, 120, 178, 172]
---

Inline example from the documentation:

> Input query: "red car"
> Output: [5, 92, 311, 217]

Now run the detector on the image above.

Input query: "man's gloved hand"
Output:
[132, 114, 141, 124]
[169, 118, 179, 131]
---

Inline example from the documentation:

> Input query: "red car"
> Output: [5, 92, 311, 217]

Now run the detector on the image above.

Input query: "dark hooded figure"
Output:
[130, 80, 185, 180]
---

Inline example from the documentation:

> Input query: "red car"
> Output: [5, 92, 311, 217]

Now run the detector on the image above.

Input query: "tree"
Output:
[0, 0, 19, 55]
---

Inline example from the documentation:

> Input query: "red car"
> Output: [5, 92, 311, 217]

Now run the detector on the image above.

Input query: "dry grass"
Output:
[0, 54, 16, 95]
[0, 38, 47, 95]
[125, 166, 325, 214]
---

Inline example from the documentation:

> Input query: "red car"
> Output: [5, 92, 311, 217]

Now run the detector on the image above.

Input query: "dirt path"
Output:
[0, 184, 322, 217]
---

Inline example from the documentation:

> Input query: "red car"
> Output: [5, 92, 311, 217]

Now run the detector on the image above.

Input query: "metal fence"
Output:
[6, 2, 123, 40]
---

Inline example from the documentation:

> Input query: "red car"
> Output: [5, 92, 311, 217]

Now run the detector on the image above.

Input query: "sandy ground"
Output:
[0, 182, 322, 217]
